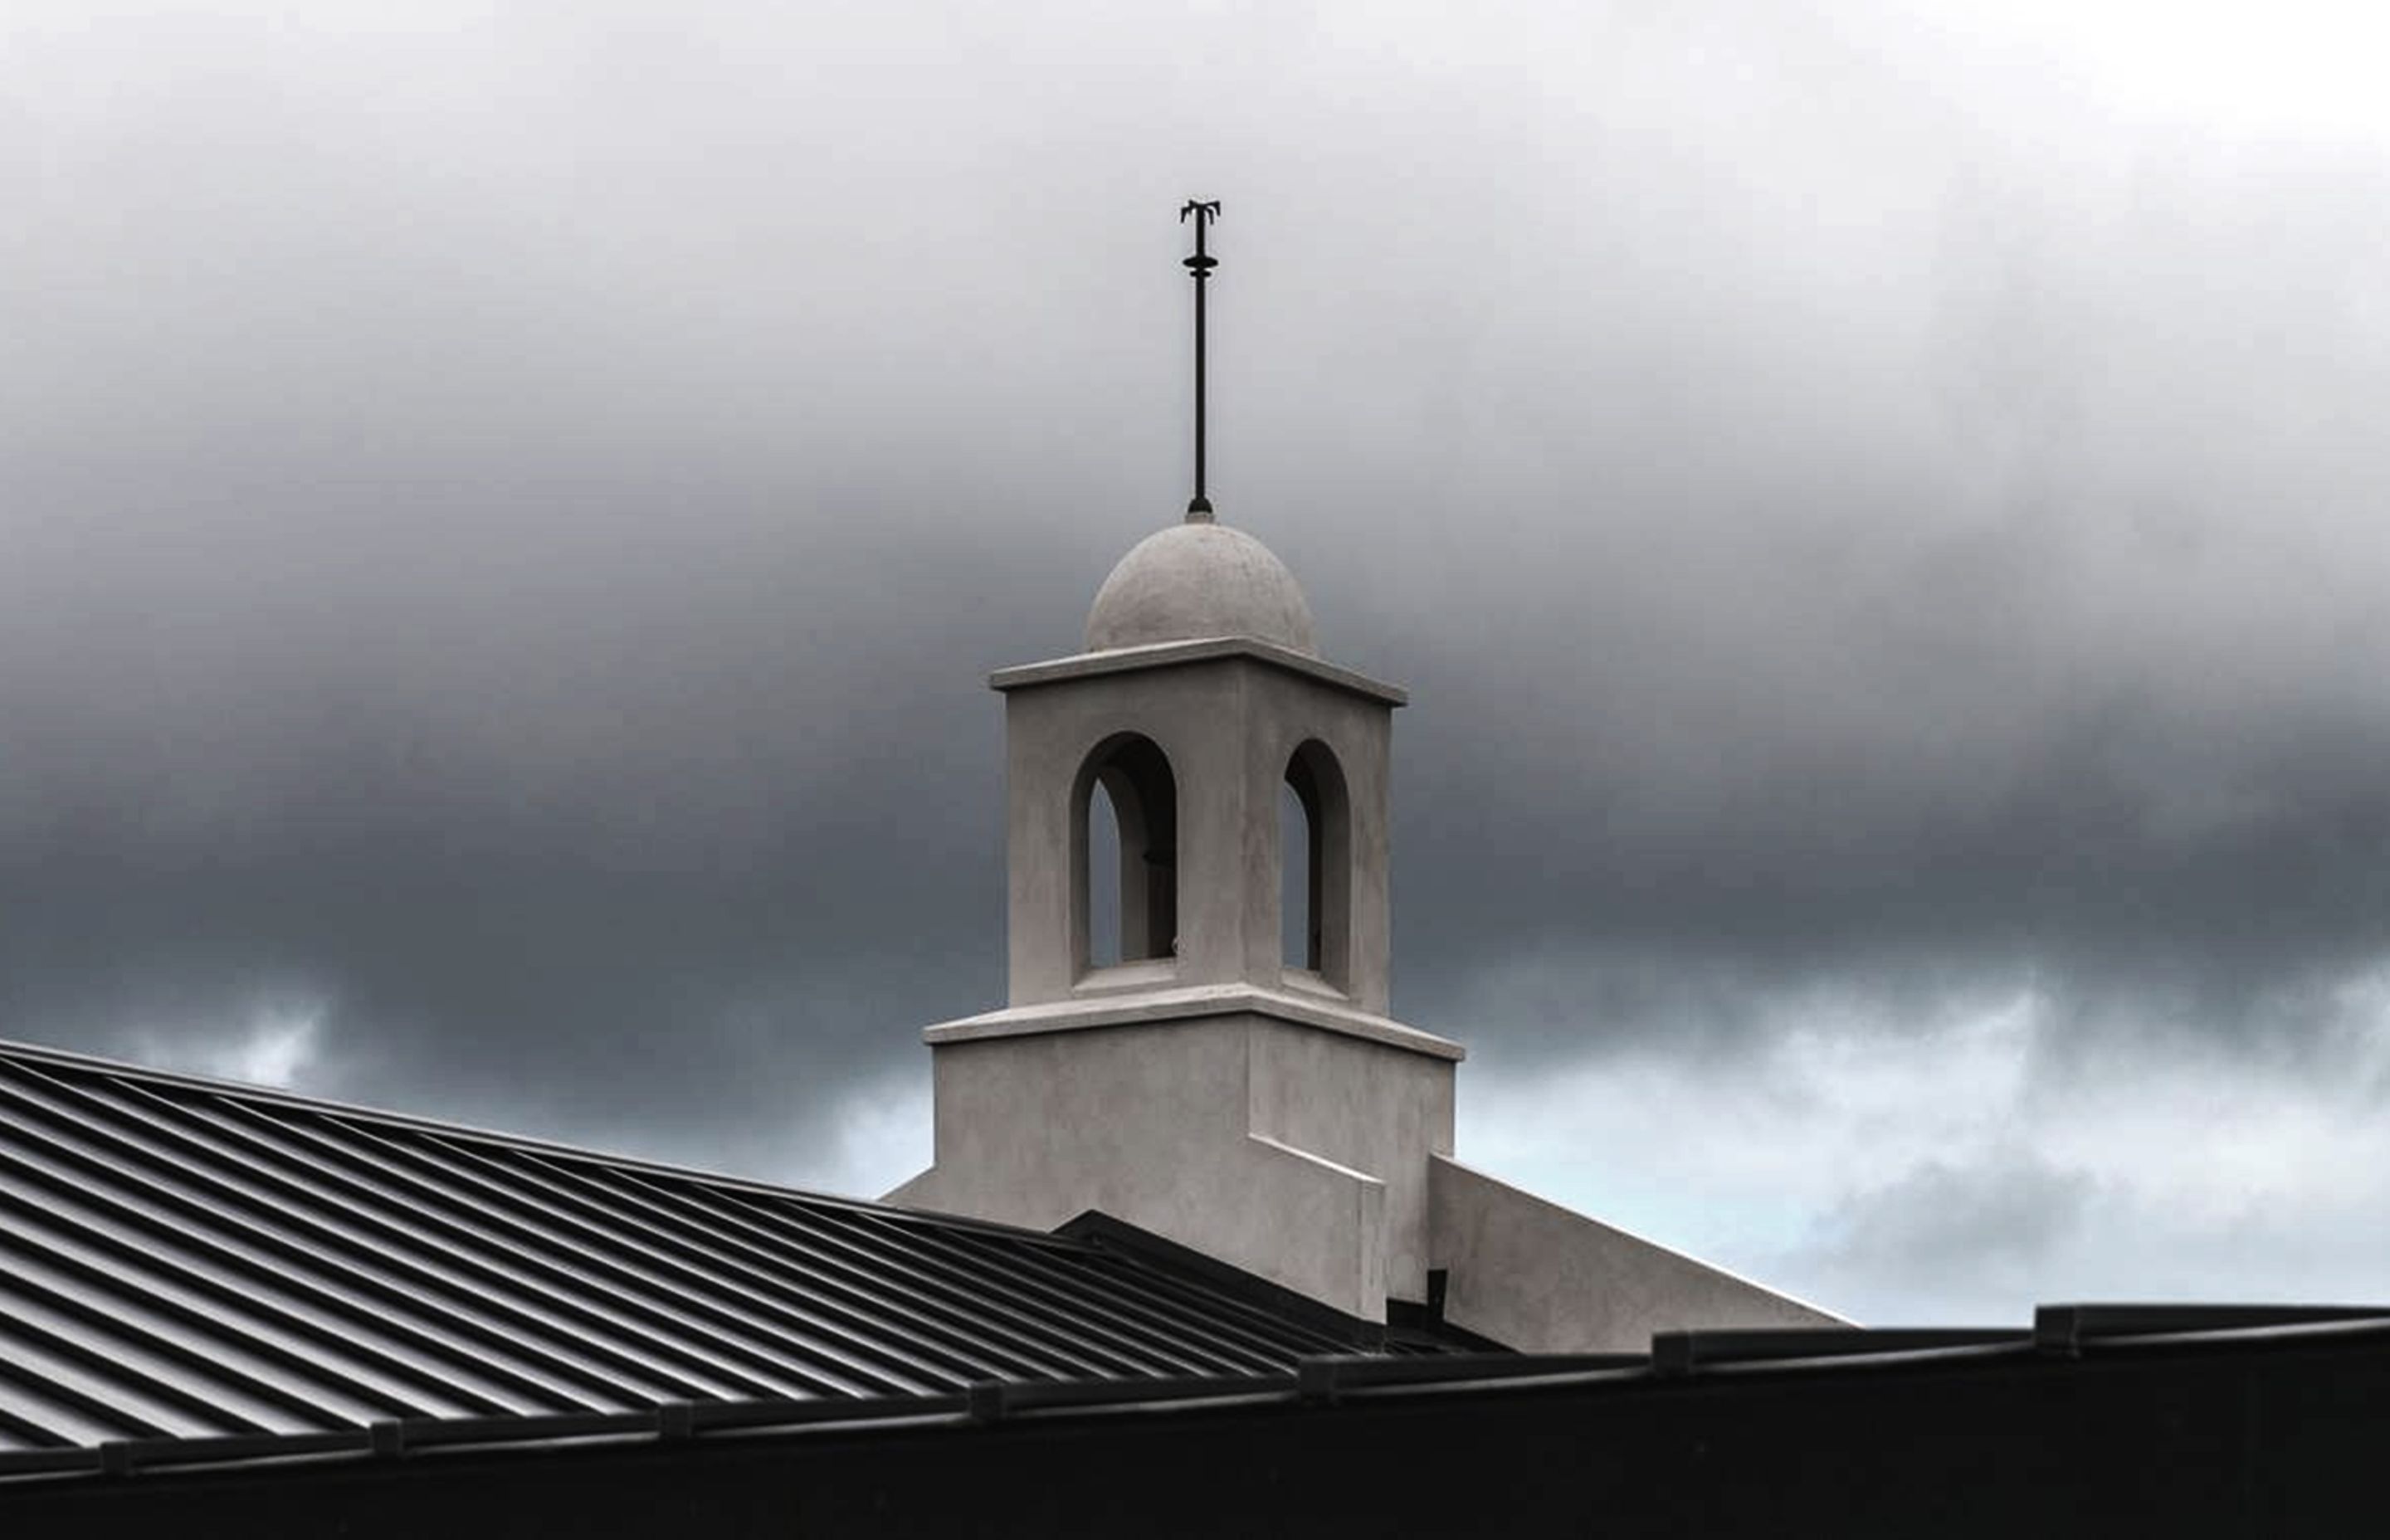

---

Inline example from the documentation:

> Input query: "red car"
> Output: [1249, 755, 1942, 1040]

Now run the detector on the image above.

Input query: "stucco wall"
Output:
[1429, 1154, 1850, 1352]
[890, 1026, 1841, 1334]
[1246, 1020, 1451, 1299]
[888, 1012, 1441, 1319]
[1000, 653, 1395, 1015]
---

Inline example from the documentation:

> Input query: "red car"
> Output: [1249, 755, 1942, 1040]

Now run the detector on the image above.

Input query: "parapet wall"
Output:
[887, 1002, 1455, 1319]
[1428, 1153, 1851, 1351]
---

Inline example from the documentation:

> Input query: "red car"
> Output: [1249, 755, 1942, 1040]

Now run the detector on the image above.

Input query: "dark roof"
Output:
[0, 1037, 1425, 1472]
[9, 1294, 2390, 1502]
[10, 1037, 2388, 1501]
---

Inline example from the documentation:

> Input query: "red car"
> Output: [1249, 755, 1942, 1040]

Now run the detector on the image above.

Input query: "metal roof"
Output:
[10, 1036, 2385, 1494]
[7, 1292, 2388, 1489]
[0, 1036, 1401, 1469]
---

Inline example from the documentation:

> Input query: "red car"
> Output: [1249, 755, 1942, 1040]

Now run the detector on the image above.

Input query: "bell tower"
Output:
[885, 203, 1843, 1346]
[886, 511, 1462, 1322]
[998, 519, 1403, 1016]
[882, 198, 1461, 1321]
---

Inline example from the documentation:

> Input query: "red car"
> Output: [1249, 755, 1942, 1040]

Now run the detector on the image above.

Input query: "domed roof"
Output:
[1085, 519, 1318, 656]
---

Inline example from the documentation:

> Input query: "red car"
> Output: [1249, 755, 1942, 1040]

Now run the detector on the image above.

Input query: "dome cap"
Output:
[1085, 521, 1318, 656]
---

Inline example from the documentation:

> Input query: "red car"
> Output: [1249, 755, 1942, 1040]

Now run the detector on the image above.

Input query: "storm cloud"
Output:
[4, 0, 2387, 1318]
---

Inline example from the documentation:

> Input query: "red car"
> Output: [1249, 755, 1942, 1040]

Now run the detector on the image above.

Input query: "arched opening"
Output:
[1280, 780, 1312, 969]
[1075, 733, 1178, 972]
[1087, 780, 1124, 967]
[1282, 739, 1350, 986]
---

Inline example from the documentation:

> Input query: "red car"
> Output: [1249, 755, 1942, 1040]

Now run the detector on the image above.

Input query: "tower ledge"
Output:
[990, 636, 1407, 707]
[924, 982, 1466, 1061]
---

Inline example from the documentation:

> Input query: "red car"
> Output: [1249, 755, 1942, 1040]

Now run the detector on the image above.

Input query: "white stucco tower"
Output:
[888, 510, 1846, 1346]
[1005, 518, 1403, 1022]
[888, 512, 1460, 1322]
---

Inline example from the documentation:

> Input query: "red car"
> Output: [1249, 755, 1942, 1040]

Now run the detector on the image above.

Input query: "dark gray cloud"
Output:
[1807, 1150, 2099, 1299]
[3, 0, 2386, 1304]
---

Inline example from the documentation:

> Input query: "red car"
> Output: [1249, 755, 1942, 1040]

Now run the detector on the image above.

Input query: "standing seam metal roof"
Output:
[0, 1039, 1391, 1457]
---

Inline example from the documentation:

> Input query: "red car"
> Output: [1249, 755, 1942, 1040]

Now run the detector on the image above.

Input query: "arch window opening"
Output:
[1281, 741, 1349, 987]
[1088, 782, 1124, 967]
[1280, 779, 1316, 971]
[1078, 734, 1178, 971]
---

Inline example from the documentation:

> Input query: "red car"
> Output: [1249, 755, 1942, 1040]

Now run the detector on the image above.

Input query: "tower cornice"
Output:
[922, 982, 1466, 1061]
[990, 636, 1407, 706]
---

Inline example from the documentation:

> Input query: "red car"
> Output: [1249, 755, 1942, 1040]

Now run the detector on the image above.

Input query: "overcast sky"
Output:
[7, 0, 2388, 1324]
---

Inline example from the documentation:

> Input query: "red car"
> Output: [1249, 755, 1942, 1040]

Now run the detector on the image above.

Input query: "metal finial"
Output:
[1179, 200, 1222, 523]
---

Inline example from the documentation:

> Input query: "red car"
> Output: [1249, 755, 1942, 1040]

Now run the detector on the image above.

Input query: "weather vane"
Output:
[1180, 199, 1222, 522]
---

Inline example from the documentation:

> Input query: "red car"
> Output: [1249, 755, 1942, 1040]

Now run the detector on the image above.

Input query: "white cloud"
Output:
[798, 1070, 934, 1203]
[1904, 0, 2390, 141]
[1456, 964, 2390, 1323]
[134, 1001, 327, 1091]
